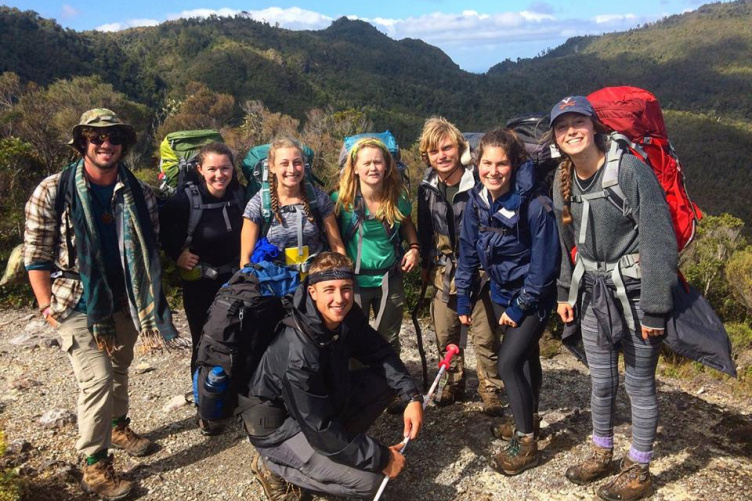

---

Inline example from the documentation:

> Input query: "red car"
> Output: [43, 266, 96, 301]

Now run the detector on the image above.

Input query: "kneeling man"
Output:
[243, 252, 423, 499]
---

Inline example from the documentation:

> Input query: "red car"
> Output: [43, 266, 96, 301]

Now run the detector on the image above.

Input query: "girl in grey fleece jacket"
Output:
[550, 96, 677, 501]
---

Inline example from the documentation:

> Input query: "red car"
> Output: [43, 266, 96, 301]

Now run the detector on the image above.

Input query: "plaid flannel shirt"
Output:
[24, 166, 160, 322]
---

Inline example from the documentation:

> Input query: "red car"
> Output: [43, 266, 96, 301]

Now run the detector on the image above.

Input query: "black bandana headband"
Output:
[308, 268, 355, 285]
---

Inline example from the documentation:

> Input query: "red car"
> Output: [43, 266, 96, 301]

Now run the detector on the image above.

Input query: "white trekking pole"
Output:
[372, 344, 460, 501]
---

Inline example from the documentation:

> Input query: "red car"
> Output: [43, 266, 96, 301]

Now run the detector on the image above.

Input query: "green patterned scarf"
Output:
[66, 160, 178, 353]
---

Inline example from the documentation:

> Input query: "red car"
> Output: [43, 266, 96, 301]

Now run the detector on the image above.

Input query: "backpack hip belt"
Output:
[202, 263, 238, 280]
[567, 252, 641, 330]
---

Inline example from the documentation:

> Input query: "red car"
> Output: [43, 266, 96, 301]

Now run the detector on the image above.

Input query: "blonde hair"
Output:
[419, 116, 466, 167]
[268, 135, 315, 225]
[335, 138, 405, 227]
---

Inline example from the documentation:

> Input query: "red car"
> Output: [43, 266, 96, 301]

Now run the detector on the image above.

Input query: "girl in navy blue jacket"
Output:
[456, 128, 560, 476]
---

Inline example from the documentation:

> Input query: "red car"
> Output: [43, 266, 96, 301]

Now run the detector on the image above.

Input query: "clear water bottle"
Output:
[202, 366, 229, 420]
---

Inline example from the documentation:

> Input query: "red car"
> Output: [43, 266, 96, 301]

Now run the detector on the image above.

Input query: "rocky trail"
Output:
[1, 307, 750, 500]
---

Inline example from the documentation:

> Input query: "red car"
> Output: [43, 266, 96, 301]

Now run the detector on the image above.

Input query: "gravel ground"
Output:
[1, 307, 751, 501]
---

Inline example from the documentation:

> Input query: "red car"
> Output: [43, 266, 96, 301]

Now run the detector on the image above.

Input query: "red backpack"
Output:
[586, 86, 702, 251]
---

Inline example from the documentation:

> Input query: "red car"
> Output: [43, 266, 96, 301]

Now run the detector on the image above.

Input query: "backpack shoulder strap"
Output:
[259, 160, 272, 221]
[183, 183, 203, 249]
[55, 165, 76, 262]
[602, 138, 637, 227]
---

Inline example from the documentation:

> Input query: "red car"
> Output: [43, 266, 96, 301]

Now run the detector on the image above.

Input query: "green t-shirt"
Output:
[332, 192, 412, 288]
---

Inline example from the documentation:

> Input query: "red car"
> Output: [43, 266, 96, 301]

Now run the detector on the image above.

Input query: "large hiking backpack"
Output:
[241, 143, 324, 233]
[158, 129, 224, 196]
[586, 86, 702, 251]
[158, 130, 243, 250]
[194, 264, 294, 420]
[338, 131, 411, 193]
[506, 114, 560, 196]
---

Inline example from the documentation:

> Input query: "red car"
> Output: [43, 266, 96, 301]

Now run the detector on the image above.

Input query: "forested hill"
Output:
[1, 2, 752, 227]
[2, 2, 751, 127]
[487, 0, 752, 120]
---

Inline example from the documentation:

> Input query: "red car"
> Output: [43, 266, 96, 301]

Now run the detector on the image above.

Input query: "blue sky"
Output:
[11, 0, 714, 72]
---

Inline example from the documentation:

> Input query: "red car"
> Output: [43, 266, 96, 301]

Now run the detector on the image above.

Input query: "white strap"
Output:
[296, 208, 304, 257]
[372, 270, 391, 333]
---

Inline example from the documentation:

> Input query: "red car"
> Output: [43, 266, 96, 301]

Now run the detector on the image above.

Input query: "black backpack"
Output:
[506, 114, 560, 196]
[194, 269, 288, 420]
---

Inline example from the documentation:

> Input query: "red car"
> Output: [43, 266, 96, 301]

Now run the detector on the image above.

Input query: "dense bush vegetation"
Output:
[0, 2, 750, 384]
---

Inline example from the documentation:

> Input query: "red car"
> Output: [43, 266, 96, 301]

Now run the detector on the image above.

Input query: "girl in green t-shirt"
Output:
[333, 138, 419, 356]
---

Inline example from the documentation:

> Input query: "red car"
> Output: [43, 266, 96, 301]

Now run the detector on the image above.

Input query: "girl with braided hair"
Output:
[333, 137, 419, 360]
[550, 96, 677, 501]
[240, 136, 344, 272]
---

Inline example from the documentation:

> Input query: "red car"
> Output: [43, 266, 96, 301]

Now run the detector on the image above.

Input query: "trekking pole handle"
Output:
[439, 344, 460, 370]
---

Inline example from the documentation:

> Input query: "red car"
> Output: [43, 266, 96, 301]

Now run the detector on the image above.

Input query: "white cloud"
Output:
[96, 19, 160, 32]
[166, 7, 333, 30]
[168, 8, 241, 20]
[91, 6, 670, 71]
[61, 4, 79, 20]
[594, 14, 638, 24]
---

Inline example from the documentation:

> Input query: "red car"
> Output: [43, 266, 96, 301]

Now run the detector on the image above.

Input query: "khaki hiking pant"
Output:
[430, 287, 503, 393]
[356, 272, 405, 357]
[57, 310, 138, 457]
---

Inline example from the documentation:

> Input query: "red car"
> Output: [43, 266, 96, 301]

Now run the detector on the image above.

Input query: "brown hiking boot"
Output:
[435, 383, 466, 407]
[565, 444, 614, 485]
[490, 413, 541, 441]
[111, 417, 153, 457]
[478, 389, 504, 417]
[597, 455, 654, 501]
[81, 454, 134, 501]
[251, 451, 303, 501]
[489, 431, 540, 476]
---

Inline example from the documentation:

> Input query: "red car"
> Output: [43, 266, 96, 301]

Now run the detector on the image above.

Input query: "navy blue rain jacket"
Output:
[455, 160, 560, 323]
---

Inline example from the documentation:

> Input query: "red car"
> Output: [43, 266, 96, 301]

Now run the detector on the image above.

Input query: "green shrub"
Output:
[0, 430, 21, 501]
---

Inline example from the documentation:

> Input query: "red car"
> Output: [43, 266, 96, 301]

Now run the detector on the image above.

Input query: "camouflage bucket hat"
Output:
[69, 108, 137, 146]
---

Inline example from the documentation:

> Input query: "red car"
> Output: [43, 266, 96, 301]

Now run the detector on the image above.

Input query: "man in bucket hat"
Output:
[24, 108, 177, 500]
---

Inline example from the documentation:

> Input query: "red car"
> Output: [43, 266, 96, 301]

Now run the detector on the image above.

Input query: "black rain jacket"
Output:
[246, 282, 420, 472]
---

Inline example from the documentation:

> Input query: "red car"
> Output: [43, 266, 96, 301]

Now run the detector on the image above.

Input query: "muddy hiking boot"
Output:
[597, 455, 654, 501]
[565, 444, 614, 485]
[490, 413, 541, 441]
[478, 388, 505, 417]
[435, 383, 466, 407]
[251, 451, 304, 501]
[489, 431, 540, 476]
[111, 417, 153, 457]
[81, 454, 134, 501]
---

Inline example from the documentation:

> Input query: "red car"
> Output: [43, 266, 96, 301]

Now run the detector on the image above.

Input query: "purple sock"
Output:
[628, 446, 652, 465]
[592, 435, 613, 450]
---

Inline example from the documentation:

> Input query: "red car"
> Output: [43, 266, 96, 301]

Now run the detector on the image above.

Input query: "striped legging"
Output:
[580, 294, 662, 463]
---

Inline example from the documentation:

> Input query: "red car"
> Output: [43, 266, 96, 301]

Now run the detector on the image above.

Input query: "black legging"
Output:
[182, 273, 232, 378]
[492, 302, 547, 434]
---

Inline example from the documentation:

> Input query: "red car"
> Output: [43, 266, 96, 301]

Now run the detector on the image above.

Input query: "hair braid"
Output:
[559, 158, 574, 225]
[298, 186, 316, 223]
[269, 172, 283, 225]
